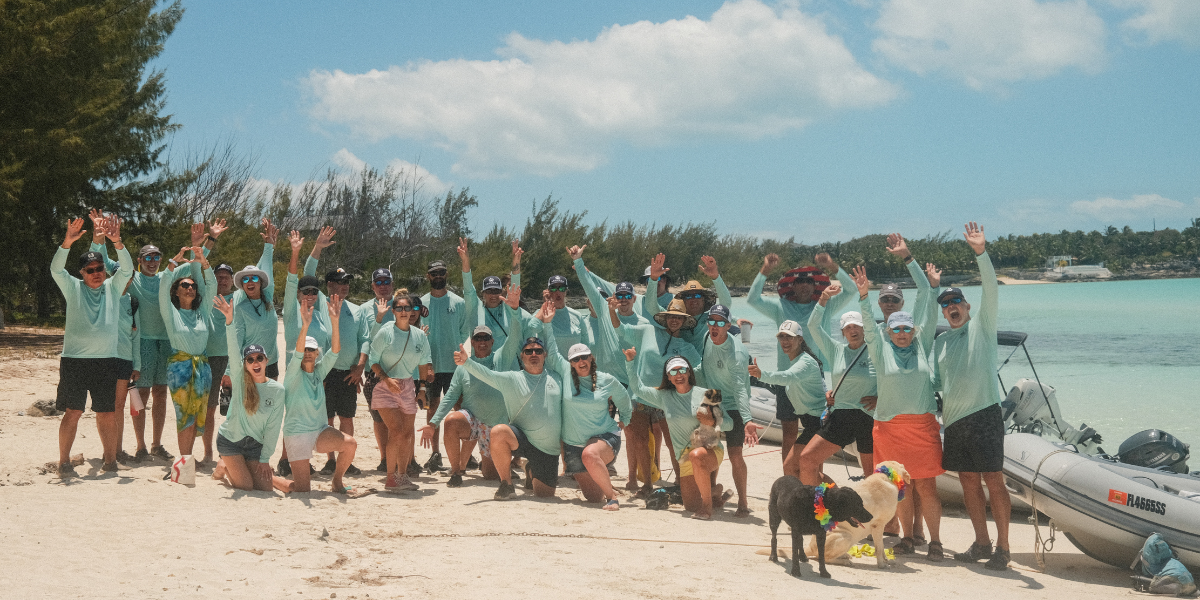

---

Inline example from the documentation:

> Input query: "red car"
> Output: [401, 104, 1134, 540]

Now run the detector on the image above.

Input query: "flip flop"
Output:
[603, 499, 619, 511]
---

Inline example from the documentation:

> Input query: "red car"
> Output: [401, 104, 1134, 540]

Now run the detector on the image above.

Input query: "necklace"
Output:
[813, 482, 838, 531]
[875, 464, 907, 501]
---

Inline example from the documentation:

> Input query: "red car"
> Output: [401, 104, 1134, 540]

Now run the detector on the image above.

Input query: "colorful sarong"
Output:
[872, 413, 944, 479]
[167, 350, 212, 433]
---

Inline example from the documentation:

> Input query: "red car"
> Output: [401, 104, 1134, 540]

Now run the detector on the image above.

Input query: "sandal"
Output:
[603, 499, 619, 511]
[734, 506, 751, 518]
[893, 537, 916, 555]
[927, 541, 945, 562]
[913, 535, 928, 547]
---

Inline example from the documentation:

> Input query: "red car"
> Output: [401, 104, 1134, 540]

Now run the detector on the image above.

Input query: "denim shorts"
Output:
[217, 434, 264, 463]
[562, 431, 622, 475]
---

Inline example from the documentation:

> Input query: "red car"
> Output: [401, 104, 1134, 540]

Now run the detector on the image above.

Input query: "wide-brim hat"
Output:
[233, 265, 270, 290]
[777, 267, 830, 303]
[654, 299, 698, 330]
[673, 280, 716, 312]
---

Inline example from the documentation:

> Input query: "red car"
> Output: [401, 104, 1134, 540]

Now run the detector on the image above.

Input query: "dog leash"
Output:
[823, 344, 868, 425]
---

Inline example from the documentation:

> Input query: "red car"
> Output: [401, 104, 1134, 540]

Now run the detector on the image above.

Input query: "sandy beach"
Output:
[1, 324, 1136, 599]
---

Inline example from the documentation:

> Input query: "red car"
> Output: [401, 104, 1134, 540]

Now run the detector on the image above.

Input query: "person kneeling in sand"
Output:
[211, 296, 286, 491]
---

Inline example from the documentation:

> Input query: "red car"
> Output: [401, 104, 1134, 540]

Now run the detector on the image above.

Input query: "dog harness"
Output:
[875, 464, 907, 501]
[813, 482, 837, 531]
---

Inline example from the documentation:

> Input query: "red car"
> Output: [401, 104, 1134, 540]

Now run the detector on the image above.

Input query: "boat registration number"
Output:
[1109, 489, 1167, 516]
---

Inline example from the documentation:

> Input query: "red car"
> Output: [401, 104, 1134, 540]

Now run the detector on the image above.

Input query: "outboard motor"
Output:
[1117, 429, 1191, 474]
[1002, 379, 1104, 454]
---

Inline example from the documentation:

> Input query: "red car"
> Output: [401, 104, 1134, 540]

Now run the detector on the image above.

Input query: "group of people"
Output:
[52, 212, 1012, 570]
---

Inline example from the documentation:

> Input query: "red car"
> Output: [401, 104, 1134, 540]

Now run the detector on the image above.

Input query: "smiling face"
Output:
[889, 326, 914, 348]
[785, 281, 815, 304]
[175, 278, 198, 308]
[215, 270, 234, 295]
[548, 289, 566, 308]
[682, 296, 705, 316]
[878, 295, 903, 318]
[80, 261, 107, 289]
[244, 352, 268, 381]
[570, 354, 593, 377]
[614, 292, 635, 313]
[482, 288, 504, 308]
[299, 287, 319, 309]
[326, 280, 349, 300]
[664, 314, 685, 334]
[140, 253, 161, 276]
[942, 297, 971, 328]
[470, 334, 494, 357]
[777, 334, 801, 357]
[242, 275, 262, 299]
[667, 365, 690, 389]
[372, 279, 393, 300]
[301, 346, 319, 371]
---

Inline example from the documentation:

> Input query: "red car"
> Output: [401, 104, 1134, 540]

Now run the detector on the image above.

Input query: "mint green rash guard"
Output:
[643, 276, 734, 350]
[625, 360, 732, 461]
[206, 293, 233, 358]
[52, 245, 134, 358]
[368, 324, 432, 379]
[755, 352, 826, 417]
[92, 241, 168, 341]
[158, 265, 215, 356]
[217, 332, 286, 461]
[541, 323, 633, 447]
[282, 349, 338, 437]
[428, 304, 527, 428]
[459, 343, 564, 456]
[807, 304, 876, 413]
[283, 273, 332, 365]
[903, 258, 938, 333]
[583, 266, 672, 322]
[302, 256, 368, 370]
[932, 251, 1002, 428]
[232, 244, 278, 363]
[462, 269, 529, 350]
[548, 304, 590, 360]
[747, 268, 855, 371]
[618, 322, 703, 395]
[118, 294, 141, 367]
[574, 258, 639, 384]
[695, 332, 753, 423]
[421, 290, 469, 374]
[859, 295, 938, 422]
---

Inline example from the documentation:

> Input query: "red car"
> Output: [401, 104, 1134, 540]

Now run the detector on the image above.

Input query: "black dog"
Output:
[768, 476, 873, 578]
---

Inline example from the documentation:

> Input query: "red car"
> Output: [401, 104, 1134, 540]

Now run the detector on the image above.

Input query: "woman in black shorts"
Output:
[747, 320, 826, 482]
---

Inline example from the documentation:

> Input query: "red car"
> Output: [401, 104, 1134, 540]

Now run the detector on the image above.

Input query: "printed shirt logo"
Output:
[1109, 488, 1167, 516]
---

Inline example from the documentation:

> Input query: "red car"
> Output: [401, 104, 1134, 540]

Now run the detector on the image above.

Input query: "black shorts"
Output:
[796, 414, 823, 447]
[115, 358, 134, 382]
[217, 434, 264, 463]
[265, 362, 279, 380]
[206, 356, 229, 408]
[510, 425, 558, 488]
[817, 408, 875, 453]
[363, 370, 384, 423]
[324, 368, 358, 419]
[426, 371, 454, 405]
[563, 432, 622, 475]
[774, 385, 799, 421]
[56, 357, 119, 413]
[726, 409, 746, 448]
[943, 403, 1004, 473]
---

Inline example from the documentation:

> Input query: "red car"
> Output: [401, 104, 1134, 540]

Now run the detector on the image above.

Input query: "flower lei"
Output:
[813, 482, 837, 531]
[875, 464, 906, 501]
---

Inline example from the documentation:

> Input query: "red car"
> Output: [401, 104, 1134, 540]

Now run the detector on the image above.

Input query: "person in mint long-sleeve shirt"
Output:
[159, 246, 216, 460]
[851, 265, 945, 560]
[545, 273, 590, 358]
[232, 234, 279, 378]
[112, 283, 142, 463]
[421, 253, 470, 473]
[642, 255, 735, 350]
[420, 289, 526, 485]
[200, 264, 235, 465]
[211, 295, 286, 492]
[455, 303, 564, 500]
[571, 250, 634, 384]
[540, 306, 632, 509]
[695, 303, 762, 517]
[930, 223, 1012, 569]
[277, 296, 358, 494]
[747, 252, 855, 467]
[51, 215, 133, 474]
[460, 237, 531, 355]
[624, 348, 750, 520]
[586, 251, 672, 326]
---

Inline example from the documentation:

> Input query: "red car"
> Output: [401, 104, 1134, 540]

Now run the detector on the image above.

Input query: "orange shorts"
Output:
[873, 413, 944, 480]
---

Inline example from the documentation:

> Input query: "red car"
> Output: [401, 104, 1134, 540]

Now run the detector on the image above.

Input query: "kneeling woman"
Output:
[625, 349, 754, 520]
[279, 297, 357, 493]
[368, 294, 433, 493]
[851, 266, 945, 561]
[211, 295, 286, 491]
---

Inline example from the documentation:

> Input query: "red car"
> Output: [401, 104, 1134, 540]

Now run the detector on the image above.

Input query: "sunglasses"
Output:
[82, 265, 105, 275]
[141, 254, 162, 261]
[547, 286, 568, 293]
[667, 367, 689, 376]
[483, 289, 502, 295]
[680, 293, 704, 300]
[178, 281, 197, 290]
[891, 326, 914, 334]
[472, 335, 493, 342]
[241, 275, 260, 284]
[428, 270, 448, 277]
[939, 297, 965, 308]
[392, 305, 413, 312]
[245, 354, 267, 364]
[614, 293, 634, 300]
[522, 348, 545, 356]
[570, 355, 591, 363]
[879, 296, 902, 304]
[299, 288, 318, 296]
[374, 278, 392, 286]
[707, 319, 727, 328]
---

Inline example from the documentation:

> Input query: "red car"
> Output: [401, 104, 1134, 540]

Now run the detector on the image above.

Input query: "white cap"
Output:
[887, 311, 915, 329]
[839, 311, 864, 329]
[665, 356, 690, 372]
[567, 343, 592, 360]
[776, 320, 803, 337]
[304, 336, 320, 350]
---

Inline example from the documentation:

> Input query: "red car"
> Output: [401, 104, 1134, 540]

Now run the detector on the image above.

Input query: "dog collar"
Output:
[875, 465, 906, 501]
[813, 482, 838, 532]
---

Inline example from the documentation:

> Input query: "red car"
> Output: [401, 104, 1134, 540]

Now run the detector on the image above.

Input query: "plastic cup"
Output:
[129, 387, 145, 416]
[741, 321, 754, 343]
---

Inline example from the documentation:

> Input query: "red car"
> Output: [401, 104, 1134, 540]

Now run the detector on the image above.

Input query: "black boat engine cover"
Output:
[1117, 429, 1191, 473]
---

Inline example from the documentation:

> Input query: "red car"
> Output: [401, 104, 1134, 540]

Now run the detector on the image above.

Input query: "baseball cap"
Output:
[471, 325, 494, 338]
[78, 251, 105, 270]
[214, 263, 234, 275]
[371, 268, 393, 282]
[879, 283, 904, 301]
[615, 282, 635, 296]
[887, 311, 915, 329]
[567, 343, 592, 360]
[427, 260, 447, 274]
[839, 311, 864, 329]
[138, 244, 161, 259]
[709, 304, 732, 321]
[482, 275, 503, 291]
[777, 320, 803, 337]
[297, 275, 321, 291]
[937, 287, 965, 304]
[547, 275, 568, 288]
[304, 336, 320, 350]
[522, 337, 545, 350]
[326, 268, 352, 283]
[242, 343, 266, 359]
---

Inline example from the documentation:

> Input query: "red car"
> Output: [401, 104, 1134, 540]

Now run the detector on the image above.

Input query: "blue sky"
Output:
[154, 0, 1200, 243]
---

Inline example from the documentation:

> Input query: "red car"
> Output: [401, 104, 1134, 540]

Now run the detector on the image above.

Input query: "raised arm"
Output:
[966, 222, 997, 335]
[852, 266, 885, 361]
[308, 225, 336, 261]
[536, 301, 571, 378]
[747, 254, 784, 322]
[805, 288, 841, 362]
[287, 230, 304, 276]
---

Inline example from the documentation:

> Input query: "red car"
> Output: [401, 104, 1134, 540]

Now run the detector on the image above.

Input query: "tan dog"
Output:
[806, 461, 911, 568]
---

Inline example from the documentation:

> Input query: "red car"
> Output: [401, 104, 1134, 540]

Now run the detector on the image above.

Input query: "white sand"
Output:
[1, 325, 1133, 599]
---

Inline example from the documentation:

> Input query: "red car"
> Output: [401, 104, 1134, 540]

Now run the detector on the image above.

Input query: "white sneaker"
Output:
[397, 475, 420, 491]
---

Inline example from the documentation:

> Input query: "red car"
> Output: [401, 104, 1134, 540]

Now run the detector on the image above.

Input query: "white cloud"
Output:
[873, 0, 1107, 90]
[304, 0, 898, 177]
[331, 148, 366, 172]
[331, 149, 452, 196]
[1111, 0, 1200, 46]
[1070, 193, 1186, 220]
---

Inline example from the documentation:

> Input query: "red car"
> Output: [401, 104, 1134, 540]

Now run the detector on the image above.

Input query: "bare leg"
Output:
[131, 389, 148, 453]
[396, 413, 416, 475]
[372, 417, 388, 468]
[782, 443, 803, 480]
[780, 419, 799, 467]
[377, 409, 404, 479]
[177, 424, 197, 457]
[983, 472, 1011, 550]
[318, 429, 358, 492]
[489, 425, 518, 484]
[728, 445, 750, 516]
[798, 436, 843, 486]
[58, 409, 83, 466]
[150, 384, 167, 449]
[96, 411, 118, 465]
[442, 412, 473, 472]
[201, 403, 217, 463]
[626, 412, 651, 492]
[914, 478, 942, 543]
[680, 447, 721, 518]
[114, 379, 129, 456]
[578, 440, 617, 503]
[655, 419, 681, 477]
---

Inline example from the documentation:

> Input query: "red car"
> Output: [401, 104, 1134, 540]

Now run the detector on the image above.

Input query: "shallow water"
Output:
[729, 277, 1200, 452]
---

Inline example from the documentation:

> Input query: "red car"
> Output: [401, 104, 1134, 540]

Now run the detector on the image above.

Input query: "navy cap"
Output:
[371, 268, 392, 282]
[298, 275, 321, 291]
[427, 260, 447, 274]
[937, 287, 965, 304]
[547, 275, 568, 288]
[709, 304, 732, 320]
[482, 275, 503, 291]
[325, 267, 352, 283]
[522, 336, 545, 349]
[615, 282, 635, 295]
[242, 343, 266, 359]
[78, 251, 105, 270]
[214, 263, 234, 275]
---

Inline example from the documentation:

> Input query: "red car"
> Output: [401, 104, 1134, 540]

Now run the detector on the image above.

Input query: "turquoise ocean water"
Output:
[729, 277, 1199, 452]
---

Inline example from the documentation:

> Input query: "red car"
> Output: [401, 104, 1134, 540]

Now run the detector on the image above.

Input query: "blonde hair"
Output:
[242, 368, 261, 415]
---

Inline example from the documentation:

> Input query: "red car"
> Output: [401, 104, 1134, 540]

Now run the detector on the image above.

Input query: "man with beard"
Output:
[420, 259, 469, 473]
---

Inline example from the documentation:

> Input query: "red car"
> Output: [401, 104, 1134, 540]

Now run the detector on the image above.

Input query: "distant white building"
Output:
[1042, 256, 1112, 280]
